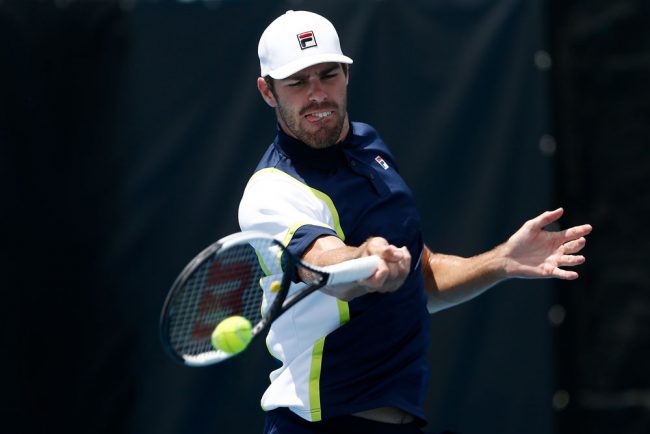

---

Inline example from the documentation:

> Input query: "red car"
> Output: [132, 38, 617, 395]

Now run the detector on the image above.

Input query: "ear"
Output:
[257, 77, 278, 108]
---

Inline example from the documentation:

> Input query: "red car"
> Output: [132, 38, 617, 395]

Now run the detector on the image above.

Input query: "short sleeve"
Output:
[238, 168, 341, 262]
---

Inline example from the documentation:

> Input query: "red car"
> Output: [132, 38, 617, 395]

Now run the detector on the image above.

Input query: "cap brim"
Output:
[267, 54, 353, 79]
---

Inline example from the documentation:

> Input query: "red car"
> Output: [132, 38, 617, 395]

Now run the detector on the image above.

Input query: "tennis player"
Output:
[239, 10, 592, 434]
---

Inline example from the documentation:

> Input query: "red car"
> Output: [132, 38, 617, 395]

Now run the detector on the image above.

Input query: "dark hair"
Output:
[264, 75, 277, 97]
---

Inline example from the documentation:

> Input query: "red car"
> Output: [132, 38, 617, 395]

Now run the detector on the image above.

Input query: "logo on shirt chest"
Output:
[374, 155, 390, 170]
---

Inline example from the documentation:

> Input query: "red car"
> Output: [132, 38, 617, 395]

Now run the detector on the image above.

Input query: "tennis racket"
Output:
[159, 231, 380, 367]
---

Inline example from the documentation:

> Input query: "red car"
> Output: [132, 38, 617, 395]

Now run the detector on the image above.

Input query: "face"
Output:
[258, 63, 349, 149]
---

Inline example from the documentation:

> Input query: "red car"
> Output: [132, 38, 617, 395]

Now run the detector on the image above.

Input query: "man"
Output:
[239, 10, 592, 434]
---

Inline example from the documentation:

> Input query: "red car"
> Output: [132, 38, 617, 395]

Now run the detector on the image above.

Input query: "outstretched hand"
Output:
[503, 208, 592, 280]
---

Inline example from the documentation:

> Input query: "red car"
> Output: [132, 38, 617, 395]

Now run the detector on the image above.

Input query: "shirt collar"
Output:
[273, 123, 356, 169]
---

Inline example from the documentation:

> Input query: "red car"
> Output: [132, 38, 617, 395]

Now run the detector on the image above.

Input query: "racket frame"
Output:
[159, 231, 333, 367]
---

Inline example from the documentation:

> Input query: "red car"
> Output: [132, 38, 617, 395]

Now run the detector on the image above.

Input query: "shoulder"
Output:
[350, 121, 382, 143]
[349, 121, 398, 166]
[254, 141, 284, 172]
[241, 168, 310, 204]
[238, 167, 342, 234]
[350, 122, 391, 151]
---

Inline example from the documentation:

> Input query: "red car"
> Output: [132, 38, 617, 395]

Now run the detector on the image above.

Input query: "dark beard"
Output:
[277, 101, 347, 149]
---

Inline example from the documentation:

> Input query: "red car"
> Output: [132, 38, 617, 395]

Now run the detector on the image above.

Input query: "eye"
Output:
[287, 80, 304, 87]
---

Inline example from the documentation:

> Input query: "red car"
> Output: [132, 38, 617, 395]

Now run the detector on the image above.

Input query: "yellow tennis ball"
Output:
[211, 316, 252, 354]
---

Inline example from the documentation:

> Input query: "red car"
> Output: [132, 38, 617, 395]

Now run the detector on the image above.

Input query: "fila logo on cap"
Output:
[297, 31, 317, 50]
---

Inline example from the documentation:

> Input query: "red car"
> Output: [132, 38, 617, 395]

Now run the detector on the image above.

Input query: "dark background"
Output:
[2, 0, 648, 433]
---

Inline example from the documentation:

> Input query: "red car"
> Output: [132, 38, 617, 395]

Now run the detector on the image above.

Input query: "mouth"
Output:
[305, 110, 334, 123]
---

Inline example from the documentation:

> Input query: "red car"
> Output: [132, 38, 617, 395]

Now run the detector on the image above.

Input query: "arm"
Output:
[301, 235, 411, 301]
[424, 208, 593, 313]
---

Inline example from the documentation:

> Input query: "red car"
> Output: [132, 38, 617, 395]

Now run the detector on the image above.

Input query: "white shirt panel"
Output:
[239, 168, 346, 421]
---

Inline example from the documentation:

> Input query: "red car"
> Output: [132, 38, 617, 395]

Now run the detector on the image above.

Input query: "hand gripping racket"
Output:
[159, 231, 380, 367]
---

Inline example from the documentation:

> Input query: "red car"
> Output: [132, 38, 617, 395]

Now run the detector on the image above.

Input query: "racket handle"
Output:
[323, 255, 381, 286]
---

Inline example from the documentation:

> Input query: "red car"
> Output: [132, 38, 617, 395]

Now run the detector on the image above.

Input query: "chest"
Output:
[302, 149, 422, 250]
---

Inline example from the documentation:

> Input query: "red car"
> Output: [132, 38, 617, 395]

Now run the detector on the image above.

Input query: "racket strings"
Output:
[168, 238, 278, 357]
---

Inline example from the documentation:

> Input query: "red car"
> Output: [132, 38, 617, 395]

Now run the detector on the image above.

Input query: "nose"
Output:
[308, 79, 327, 103]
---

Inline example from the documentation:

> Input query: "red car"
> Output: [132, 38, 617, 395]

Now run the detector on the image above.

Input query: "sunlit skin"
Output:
[257, 62, 349, 149]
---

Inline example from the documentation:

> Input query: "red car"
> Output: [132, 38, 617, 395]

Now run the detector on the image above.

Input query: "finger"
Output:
[364, 237, 389, 254]
[562, 224, 593, 241]
[397, 246, 411, 268]
[562, 237, 587, 254]
[552, 268, 579, 280]
[383, 246, 404, 261]
[365, 261, 389, 289]
[372, 251, 410, 292]
[529, 208, 564, 230]
[386, 250, 410, 283]
[557, 254, 585, 267]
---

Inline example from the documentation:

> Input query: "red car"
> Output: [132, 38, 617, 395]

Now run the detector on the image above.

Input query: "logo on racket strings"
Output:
[191, 260, 254, 341]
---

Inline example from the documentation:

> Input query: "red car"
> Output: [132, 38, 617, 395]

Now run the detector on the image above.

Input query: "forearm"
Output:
[300, 242, 369, 301]
[301, 235, 411, 301]
[302, 236, 363, 268]
[423, 245, 509, 313]
[423, 208, 592, 313]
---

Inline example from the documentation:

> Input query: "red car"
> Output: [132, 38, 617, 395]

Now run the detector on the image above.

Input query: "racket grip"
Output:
[323, 255, 381, 286]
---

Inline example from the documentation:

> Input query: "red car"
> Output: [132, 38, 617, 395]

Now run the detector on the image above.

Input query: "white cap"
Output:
[258, 10, 353, 79]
